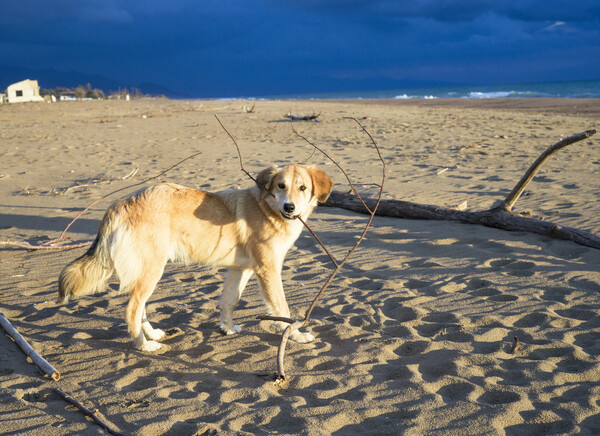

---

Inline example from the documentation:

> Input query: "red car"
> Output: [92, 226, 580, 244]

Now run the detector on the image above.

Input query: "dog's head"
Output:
[256, 164, 333, 220]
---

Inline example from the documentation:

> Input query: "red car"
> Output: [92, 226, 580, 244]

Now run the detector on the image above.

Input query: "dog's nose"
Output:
[283, 203, 295, 214]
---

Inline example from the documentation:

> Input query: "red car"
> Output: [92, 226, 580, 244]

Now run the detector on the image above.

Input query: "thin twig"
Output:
[257, 316, 295, 324]
[214, 114, 259, 185]
[302, 117, 385, 325]
[0, 311, 60, 381]
[2, 149, 205, 251]
[0, 240, 92, 251]
[296, 215, 338, 267]
[54, 388, 128, 436]
[290, 122, 373, 214]
[56, 151, 204, 241]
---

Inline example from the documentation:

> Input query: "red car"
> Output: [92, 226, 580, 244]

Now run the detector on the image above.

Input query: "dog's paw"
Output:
[220, 324, 242, 335]
[139, 340, 162, 352]
[144, 328, 166, 341]
[290, 330, 315, 344]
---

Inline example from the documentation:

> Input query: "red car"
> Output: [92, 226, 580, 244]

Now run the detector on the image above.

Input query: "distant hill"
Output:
[0, 65, 188, 98]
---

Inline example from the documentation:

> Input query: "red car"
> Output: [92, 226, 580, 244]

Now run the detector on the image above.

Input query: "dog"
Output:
[58, 164, 333, 352]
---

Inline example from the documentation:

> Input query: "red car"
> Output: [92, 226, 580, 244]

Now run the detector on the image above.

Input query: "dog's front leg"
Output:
[219, 268, 254, 335]
[254, 267, 315, 344]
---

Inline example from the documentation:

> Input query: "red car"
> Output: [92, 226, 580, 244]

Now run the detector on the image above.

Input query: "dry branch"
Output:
[1, 149, 206, 251]
[214, 115, 260, 186]
[291, 121, 373, 214]
[500, 130, 595, 211]
[253, 118, 386, 380]
[0, 311, 60, 381]
[54, 388, 128, 436]
[323, 130, 600, 250]
[284, 113, 320, 121]
[0, 240, 93, 251]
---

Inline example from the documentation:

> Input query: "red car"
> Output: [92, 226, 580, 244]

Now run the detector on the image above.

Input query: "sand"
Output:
[1, 98, 599, 435]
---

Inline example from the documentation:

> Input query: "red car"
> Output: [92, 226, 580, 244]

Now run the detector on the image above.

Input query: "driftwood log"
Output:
[323, 130, 599, 250]
[0, 311, 60, 381]
[54, 388, 128, 436]
[284, 112, 320, 121]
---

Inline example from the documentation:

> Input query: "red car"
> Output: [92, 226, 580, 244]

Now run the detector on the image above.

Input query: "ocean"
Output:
[267, 80, 600, 100]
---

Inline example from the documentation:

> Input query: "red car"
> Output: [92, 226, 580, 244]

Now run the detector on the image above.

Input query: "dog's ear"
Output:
[256, 166, 279, 191]
[308, 166, 333, 203]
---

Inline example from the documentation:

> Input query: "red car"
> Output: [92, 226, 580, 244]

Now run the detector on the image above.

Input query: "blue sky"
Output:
[1, 0, 599, 97]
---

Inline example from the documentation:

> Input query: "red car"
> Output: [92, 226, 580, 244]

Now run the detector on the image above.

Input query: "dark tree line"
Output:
[40, 83, 152, 100]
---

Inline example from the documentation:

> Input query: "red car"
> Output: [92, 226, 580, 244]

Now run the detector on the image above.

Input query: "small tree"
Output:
[74, 85, 86, 99]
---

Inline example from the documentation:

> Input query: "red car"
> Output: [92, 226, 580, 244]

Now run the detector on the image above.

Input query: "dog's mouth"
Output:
[281, 211, 298, 220]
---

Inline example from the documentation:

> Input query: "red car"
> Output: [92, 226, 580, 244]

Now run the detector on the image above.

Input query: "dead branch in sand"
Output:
[54, 388, 128, 436]
[323, 130, 599, 250]
[0, 240, 92, 251]
[0, 311, 60, 381]
[217, 116, 385, 381]
[15, 168, 140, 197]
[284, 112, 320, 122]
[1, 152, 205, 251]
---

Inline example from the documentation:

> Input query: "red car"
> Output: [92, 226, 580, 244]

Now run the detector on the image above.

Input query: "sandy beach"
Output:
[1, 98, 599, 435]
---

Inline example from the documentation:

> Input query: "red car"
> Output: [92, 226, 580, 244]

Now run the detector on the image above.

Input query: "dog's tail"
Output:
[58, 230, 114, 303]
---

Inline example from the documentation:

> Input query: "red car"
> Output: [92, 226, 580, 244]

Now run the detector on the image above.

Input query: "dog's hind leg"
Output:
[125, 267, 165, 352]
[142, 307, 166, 342]
[219, 268, 254, 335]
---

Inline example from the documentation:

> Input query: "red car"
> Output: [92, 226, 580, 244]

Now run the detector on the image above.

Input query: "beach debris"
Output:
[450, 201, 469, 211]
[0, 311, 60, 381]
[510, 336, 521, 354]
[121, 165, 139, 180]
[0, 239, 93, 251]
[243, 102, 256, 113]
[54, 388, 128, 436]
[284, 112, 320, 121]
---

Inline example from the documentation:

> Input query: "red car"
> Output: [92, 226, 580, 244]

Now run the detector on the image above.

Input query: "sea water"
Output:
[266, 80, 600, 100]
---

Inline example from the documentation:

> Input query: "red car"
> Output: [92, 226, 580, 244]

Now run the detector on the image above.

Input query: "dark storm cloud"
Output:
[288, 0, 600, 22]
[0, 1, 598, 97]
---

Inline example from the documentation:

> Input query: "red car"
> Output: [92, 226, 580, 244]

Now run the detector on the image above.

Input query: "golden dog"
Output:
[58, 164, 333, 352]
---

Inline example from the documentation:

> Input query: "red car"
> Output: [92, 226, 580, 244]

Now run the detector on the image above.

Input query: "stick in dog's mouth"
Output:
[281, 211, 298, 220]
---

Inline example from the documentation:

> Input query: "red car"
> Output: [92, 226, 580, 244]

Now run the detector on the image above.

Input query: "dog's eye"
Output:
[299, 185, 307, 192]
[278, 183, 286, 189]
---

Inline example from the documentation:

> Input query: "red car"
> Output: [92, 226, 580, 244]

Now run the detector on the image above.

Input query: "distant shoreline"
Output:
[177, 96, 600, 117]
[316, 97, 600, 116]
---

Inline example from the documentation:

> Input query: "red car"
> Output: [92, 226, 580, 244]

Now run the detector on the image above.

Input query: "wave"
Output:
[273, 80, 600, 100]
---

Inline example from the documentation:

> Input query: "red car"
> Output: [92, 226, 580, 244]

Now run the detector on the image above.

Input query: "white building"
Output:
[6, 79, 45, 103]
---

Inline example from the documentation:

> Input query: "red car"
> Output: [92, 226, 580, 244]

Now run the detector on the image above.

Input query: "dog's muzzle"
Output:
[283, 202, 295, 214]
[281, 202, 297, 220]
